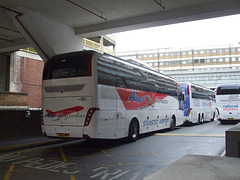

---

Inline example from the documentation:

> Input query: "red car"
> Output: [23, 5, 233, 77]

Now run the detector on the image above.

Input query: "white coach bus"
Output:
[42, 51, 184, 141]
[179, 82, 215, 124]
[215, 84, 240, 124]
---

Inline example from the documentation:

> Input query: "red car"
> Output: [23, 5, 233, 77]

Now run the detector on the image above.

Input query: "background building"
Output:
[117, 44, 240, 89]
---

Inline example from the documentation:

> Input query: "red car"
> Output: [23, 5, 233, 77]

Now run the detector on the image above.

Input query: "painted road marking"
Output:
[59, 146, 68, 162]
[4, 165, 14, 180]
[58, 146, 76, 180]
[154, 133, 225, 138]
[220, 150, 226, 157]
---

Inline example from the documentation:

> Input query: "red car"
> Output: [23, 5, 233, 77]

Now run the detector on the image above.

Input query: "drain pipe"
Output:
[0, 5, 49, 60]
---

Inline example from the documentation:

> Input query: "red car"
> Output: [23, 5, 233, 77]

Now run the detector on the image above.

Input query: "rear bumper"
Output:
[44, 125, 84, 138]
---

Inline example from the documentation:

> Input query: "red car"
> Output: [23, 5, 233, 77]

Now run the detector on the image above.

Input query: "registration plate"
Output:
[228, 118, 234, 120]
[57, 133, 70, 137]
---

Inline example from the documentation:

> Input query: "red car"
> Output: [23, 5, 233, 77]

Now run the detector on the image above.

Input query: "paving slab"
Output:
[145, 154, 240, 180]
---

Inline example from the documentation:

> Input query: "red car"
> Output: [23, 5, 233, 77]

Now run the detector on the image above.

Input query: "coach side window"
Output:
[97, 57, 115, 86]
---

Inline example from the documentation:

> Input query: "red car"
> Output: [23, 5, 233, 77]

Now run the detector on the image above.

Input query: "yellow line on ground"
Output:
[59, 146, 68, 162]
[58, 147, 76, 180]
[100, 149, 107, 153]
[69, 175, 76, 180]
[4, 165, 14, 180]
[154, 133, 224, 138]
[151, 152, 168, 161]
[103, 162, 143, 167]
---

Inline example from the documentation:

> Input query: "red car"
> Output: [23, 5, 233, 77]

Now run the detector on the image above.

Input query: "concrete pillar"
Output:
[9, 52, 18, 92]
[7, 7, 83, 62]
[100, 36, 104, 54]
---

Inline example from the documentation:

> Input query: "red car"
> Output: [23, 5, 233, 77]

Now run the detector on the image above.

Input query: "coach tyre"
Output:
[211, 112, 215, 121]
[197, 114, 201, 124]
[170, 116, 175, 131]
[201, 113, 204, 123]
[128, 119, 139, 142]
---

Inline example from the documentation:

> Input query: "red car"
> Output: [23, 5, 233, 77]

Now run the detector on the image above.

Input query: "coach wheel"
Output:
[211, 112, 215, 121]
[201, 114, 204, 124]
[128, 119, 139, 142]
[170, 116, 176, 131]
[197, 114, 201, 124]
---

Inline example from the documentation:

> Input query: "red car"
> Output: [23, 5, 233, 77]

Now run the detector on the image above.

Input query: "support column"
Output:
[7, 7, 83, 62]
[100, 36, 104, 54]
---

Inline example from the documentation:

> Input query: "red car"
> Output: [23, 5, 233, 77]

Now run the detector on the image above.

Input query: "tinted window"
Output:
[97, 57, 116, 86]
[191, 85, 214, 100]
[97, 55, 178, 95]
[217, 86, 240, 95]
[43, 52, 91, 80]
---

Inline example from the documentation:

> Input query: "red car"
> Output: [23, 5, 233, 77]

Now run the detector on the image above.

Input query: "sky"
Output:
[114, 14, 240, 53]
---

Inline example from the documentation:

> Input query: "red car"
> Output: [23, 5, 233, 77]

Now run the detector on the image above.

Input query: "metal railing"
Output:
[21, 47, 37, 54]
[22, 38, 115, 56]
[83, 38, 115, 55]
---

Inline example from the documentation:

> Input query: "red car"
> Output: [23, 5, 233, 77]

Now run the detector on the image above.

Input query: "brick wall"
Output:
[0, 92, 28, 106]
[17, 56, 44, 108]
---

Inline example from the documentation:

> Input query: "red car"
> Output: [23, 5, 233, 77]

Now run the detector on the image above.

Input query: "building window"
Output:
[200, 59, 205, 63]
[225, 48, 229, 53]
[206, 49, 211, 54]
[154, 53, 158, 57]
[212, 49, 217, 54]
[218, 48, 223, 53]
[238, 48, 240, 52]
[194, 50, 198, 55]
[177, 60, 181, 65]
[160, 53, 163, 57]
[160, 62, 163, 65]
[154, 62, 158, 66]
[189, 59, 192, 64]
[231, 48, 236, 52]
[206, 58, 211, 63]
[143, 54, 147, 58]
[219, 58, 223, 62]
[177, 51, 181, 56]
[171, 61, 175, 65]
[165, 61, 169, 65]
[212, 58, 217, 63]
[232, 57, 236, 62]
[225, 57, 230, 62]
[183, 60, 187, 64]
[138, 54, 142, 58]
[194, 59, 199, 64]
[200, 50, 204, 54]
[188, 50, 192, 55]
[171, 52, 175, 56]
[165, 52, 169, 57]
[182, 51, 186, 55]
[149, 54, 153, 58]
